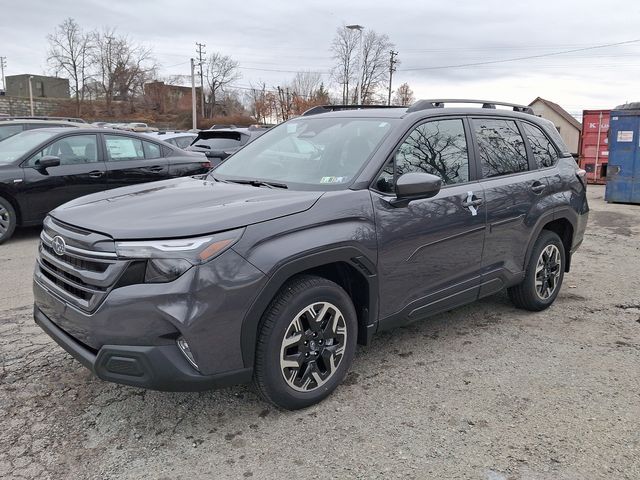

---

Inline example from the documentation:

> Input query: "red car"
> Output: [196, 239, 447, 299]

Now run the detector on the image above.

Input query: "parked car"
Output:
[143, 131, 198, 149]
[186, 126, 268, 166]
[32, 100, 588, 410]
[0, 128, 211, 242]
[0, 117, 90, 142]
[124, 122, 158, 133]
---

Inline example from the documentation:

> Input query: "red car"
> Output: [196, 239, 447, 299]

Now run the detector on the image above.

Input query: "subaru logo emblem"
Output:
[52, 236, 66, 256]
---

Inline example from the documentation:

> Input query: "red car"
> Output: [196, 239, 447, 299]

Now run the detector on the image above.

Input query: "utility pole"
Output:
[0, 57, 6, 93]
[28, 75, 34, 116]
[388, 50, 398, 106]
[190, 58, 197, 130]
[196, 42, 206, 117]
[346, 25, 364, 105]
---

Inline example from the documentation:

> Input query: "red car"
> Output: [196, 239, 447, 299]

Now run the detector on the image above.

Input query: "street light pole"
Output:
[28, 75, 34, 116]
[346, 24, 364, 105]
[190, 58, 197, 130]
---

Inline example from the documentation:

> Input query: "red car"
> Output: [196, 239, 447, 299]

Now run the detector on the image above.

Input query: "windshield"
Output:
[0, 124, 24, 142]
[213, 117, 396, 188]
[0, 130, 59, 164]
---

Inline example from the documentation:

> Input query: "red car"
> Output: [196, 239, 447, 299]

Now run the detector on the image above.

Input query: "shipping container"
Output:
[578, 110, 610, 184]
[605, 108, 640, 204]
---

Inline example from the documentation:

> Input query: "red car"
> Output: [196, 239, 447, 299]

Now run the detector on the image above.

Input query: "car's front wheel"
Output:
[0, 196, 17, 245]
[509, 230, 565, 311]
[253, 275, 358, 410]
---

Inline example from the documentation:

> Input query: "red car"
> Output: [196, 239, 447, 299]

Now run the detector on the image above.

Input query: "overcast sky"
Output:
[1, 0, 639, 118]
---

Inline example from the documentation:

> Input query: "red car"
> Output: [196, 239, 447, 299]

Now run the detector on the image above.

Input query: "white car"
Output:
[143, 131, 198, 149]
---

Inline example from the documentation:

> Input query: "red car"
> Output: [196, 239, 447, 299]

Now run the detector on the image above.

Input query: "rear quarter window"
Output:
[522, 122, 559, 168]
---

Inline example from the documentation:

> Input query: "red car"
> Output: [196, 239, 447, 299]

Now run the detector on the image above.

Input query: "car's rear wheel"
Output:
[253, 275, 357, 410]
[508, 230, 565, 311]
[0, 197, 17, 245]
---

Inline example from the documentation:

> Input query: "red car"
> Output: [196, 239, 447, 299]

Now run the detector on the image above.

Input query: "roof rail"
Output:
[406, 99, 534, 115]
[2, 115, 87, 123]
[302, 104, 405, 116]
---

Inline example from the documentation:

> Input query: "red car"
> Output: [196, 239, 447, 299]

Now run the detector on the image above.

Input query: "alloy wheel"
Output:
[0, 205, 9, 236]
[535, 244, 561, 300]
[280, 302, 347, 392]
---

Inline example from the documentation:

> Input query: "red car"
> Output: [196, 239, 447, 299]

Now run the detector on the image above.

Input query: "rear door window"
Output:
[473, 118, 528, 178]
[522, 122, 559, 168]
[105, 135, 145, 161]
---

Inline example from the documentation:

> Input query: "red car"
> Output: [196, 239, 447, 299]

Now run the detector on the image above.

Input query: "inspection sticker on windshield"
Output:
[320, 176, 346, 183]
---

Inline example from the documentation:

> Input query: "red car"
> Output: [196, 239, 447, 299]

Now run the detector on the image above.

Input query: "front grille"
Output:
[40, 268, 92, 300]
[36, 222, 129, 312]
[41, 243, 108, 273]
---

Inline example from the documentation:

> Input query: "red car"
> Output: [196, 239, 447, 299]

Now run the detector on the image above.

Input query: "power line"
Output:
[399, 38, 640, 71]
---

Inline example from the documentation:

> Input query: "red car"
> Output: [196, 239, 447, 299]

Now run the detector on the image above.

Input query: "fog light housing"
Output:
[177, 337, 199, 371]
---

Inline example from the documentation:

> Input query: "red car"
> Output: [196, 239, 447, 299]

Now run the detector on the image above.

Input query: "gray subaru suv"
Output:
[33, 100, 588, 409]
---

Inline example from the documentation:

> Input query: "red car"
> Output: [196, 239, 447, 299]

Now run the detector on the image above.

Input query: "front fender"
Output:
[233, 190, 378, 368]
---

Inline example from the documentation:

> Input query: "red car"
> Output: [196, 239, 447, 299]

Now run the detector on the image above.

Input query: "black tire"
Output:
[508, 230, 565, 311]
[253, 275, 358, 410]
[0, 196, 17, 245]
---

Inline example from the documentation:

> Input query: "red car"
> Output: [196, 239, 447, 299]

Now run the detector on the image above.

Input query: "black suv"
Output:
[186, 126, 269, 167]
[33, 100, 588, 410]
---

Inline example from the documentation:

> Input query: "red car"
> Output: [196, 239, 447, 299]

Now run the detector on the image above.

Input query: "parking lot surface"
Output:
[0, 185, 639, 479]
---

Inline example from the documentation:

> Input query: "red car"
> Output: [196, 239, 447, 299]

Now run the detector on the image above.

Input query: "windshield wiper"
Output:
[227, 179, 288, 189]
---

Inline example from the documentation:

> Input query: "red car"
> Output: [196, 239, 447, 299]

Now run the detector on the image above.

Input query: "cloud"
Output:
[2, 0, 639, 110]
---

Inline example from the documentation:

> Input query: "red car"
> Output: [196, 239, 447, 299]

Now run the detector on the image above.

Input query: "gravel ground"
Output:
[0, 185, 639, 480]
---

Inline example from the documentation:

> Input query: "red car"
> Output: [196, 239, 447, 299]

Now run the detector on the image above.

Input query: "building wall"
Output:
[144, 81, 201, 114]
[6, 75, 70, 99]
[530, 101, 580, 154]
[0, 96, 65, 116]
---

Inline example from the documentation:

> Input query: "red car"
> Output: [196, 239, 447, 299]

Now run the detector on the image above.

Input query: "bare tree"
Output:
[330, 26, 359, 104]
[330, 26, 394, 104]
[93, 29, 156, 114]
[290, 71, 322, 99]
[205, 52, 240, 118]
[393, 82, 415, 106]
[46, 18, 94, 115]
[360, 31, 393, 104]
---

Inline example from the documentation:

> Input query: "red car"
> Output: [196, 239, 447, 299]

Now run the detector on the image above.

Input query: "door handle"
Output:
[462, 191, 483, 216]
[462, 198, 483, 207]
[531, 182, 546, 194]
[88, 170, 104, 178]
[148, 166, 164, 173]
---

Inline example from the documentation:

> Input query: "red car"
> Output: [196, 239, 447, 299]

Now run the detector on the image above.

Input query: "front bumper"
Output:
[35, 305, 252, 391]
[33, 246, 268, 383]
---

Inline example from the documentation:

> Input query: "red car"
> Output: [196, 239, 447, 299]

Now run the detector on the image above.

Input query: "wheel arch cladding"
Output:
[542, 218, 573, 268]
[239, 247, 378, 369]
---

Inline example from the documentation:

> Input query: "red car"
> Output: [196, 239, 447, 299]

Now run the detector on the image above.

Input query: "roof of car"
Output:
[17, 127, 173, 138]
[301, 100, 539, 121]
[0, 119, 91, 127]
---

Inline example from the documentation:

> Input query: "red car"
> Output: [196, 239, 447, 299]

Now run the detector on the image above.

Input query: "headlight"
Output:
[115, 228, 244, 283]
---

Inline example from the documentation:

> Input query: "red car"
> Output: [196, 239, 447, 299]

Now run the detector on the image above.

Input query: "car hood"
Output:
[50, 177, 324, 240]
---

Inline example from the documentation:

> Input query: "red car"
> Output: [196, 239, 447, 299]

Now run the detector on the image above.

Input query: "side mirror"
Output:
[38, 156, 61, 169]
[392, 172, 442, 206]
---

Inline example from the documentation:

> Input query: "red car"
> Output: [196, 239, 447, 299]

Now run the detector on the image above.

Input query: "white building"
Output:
[529, 97, 582, 156]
